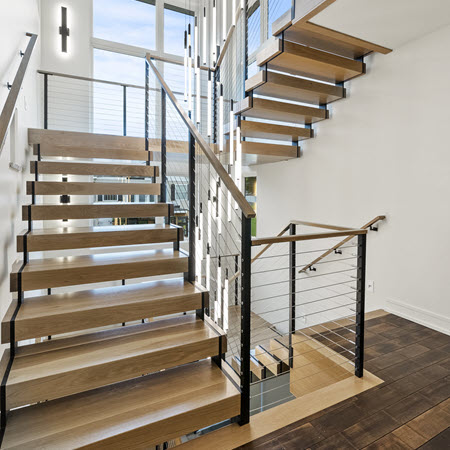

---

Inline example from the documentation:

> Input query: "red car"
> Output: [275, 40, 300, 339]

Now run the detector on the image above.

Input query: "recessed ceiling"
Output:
[311, 0, 450, 49]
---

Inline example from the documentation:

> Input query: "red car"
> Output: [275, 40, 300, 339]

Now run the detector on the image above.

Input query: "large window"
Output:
[164, 4, 195, 56]
[93, 0, 156, 49]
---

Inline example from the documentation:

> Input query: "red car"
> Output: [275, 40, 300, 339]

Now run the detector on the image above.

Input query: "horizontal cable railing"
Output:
[0, 33, 38, 152]
[244, 219, 381, 415]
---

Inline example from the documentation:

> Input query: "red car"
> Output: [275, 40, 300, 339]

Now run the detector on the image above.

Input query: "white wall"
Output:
[0, 0, 41, 332]
[255, 24, 450, 334]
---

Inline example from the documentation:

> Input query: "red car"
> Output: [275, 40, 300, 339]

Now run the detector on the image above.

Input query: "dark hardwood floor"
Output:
[237, 313, 450, 449]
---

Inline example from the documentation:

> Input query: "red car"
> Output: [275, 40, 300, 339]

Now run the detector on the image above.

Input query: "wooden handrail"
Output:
[298, 215, 386, 272]
[0, 33, 38, 152]
[146, 54, 255, 219]
[252, 229, 367, 246]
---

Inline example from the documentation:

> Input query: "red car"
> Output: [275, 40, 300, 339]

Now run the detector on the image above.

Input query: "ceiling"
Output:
[311, 0, 450, 49]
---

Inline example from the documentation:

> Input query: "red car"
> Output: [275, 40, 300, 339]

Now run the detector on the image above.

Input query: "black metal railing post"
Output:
[160, 89, 167, 203]
[144, 60, 150, 164]
[44, 73, 48, 129]
[239, 214, 252, 425]
[123, 85, 127, 136]
[244, 0, 249, 98]
[355, 233, 367, 377]
[187, 129, 196, 281]
[288, 222, 296, 368]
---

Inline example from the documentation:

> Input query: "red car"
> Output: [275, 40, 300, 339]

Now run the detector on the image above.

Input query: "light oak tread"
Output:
[17, 223, 181, 252]
[2, 359, 240, 449]
[2, 279, 204, 342]
[5, 315, 222, 409]
[257, 39, 365, 83]
[22, 202, 173, 220]
[34, 143, 152, 162]
[29, 128, 145, 149]
[245, 70, 344, 105]
[240, 141, 298, 158]
[27, 181, 161, 196]
[10, 248, 188, 291]
[31, 161, 158, 177]
[235, 96, 327, 124]
[235, 120, 312, 141]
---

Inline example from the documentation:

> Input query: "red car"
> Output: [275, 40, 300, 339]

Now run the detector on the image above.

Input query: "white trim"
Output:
[386, 298, 450, 336]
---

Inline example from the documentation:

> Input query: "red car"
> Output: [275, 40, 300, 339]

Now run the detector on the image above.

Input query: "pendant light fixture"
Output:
[207, 70, 212, 136]
[212, 0, 217, 65]
[202, 6, 207, 65]
[229, 99, 234, 165]
[184, 30, 187, 101]
[219, 83, 224, 151]
[222, 0, 227, 42]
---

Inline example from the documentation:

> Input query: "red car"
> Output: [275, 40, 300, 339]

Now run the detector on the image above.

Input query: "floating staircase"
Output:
[0, 129, 240, 449]
[227, 14, 390, 165]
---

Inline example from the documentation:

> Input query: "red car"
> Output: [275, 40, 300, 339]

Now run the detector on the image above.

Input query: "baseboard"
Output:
[386, 298, 450, 336]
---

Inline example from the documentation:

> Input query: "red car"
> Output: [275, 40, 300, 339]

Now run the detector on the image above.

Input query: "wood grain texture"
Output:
[31, 161, 158, 177]
[241, 141, 299, 158]
[236, 97, 327, 124]
[6, 315, 220, 409]
[17, 224, 179, 252]
[259, 41, 365, 83]
[246, 70, 344, 105]
[28, 128, 145, 149]
[22, 203, 173, 220]
[2, 360, 240, 449]
[284, 21, 392, 59]
[2, 279, 203, 342]
[10, 248, 188, 291]
[27, 181, 160, 196]
[239, 120, 312, 141]
[34, 143, 152, 161]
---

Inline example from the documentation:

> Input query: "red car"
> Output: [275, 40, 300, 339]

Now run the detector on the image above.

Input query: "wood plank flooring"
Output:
[238, 313, 450, 449]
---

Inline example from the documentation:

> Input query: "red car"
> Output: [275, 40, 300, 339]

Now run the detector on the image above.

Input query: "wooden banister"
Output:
[145, 54, 255, 219]
[298, 215, 386, 273]
[0, 33, 38, 152]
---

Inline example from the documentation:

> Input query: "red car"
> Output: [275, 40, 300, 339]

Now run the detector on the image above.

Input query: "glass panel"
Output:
[248, 6, 261, 56]
[93, 0, 156, 49]
[268, 0, 292, 37]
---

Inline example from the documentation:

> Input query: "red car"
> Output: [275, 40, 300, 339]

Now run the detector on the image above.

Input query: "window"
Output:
[164, 4, 195, 56]
[93, 0, 156, 49]
[248, 4, 261, 56]
[268, 0, 292, 38]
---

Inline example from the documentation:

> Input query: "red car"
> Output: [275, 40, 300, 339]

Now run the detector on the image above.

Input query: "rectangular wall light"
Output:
[59, 6, 70, 53]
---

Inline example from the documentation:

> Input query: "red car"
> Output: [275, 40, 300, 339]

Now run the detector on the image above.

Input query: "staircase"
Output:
[230, 13, 391, 165]
[0, 129, 240, 449]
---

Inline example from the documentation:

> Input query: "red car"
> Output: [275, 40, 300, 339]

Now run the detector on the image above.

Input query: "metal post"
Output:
[355, 233, 367, 377]
[244, 0, 249, 98]
[145, 60, 150, 165]
[44, 73, 48, 129]
[160, 89, 167, 203]
[235, 254, 239, 305]
[212, 70, 218, 144]
[187, 130, 196, 282]
[288, 223, 296, 368]
[123, 85, 127, 136]
[239, 214, 251, 425]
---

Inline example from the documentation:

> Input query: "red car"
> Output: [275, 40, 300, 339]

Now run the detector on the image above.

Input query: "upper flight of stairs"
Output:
[0, 129, 239, 449]
[228, 13, 390, 165]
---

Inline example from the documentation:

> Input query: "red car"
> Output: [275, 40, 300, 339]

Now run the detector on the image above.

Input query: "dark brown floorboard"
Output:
[237, 313, 450, 450]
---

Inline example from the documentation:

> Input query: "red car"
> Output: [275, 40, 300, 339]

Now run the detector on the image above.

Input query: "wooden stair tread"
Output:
[240, 141, 299, 158]
[229, 120, 312, 141]
[235, 96, 327, 124]
[29, 128, 145, 149]
[31, 161, 158, 177]
[10, 248, 188, 291]
[254, 345, 282, 374]
[5, 315, 222, 409]
[257, 39, 365, 83]
[34, 143, 151, 162]
[27, 181, 160, 196]
[22, 203, 173, 220]
[245, 70, 344, 105]
[281, 21, 392, 59]
[2, 359, 240, 449]
[2, 278, 203, 342]
[17, 223, 181, 252]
